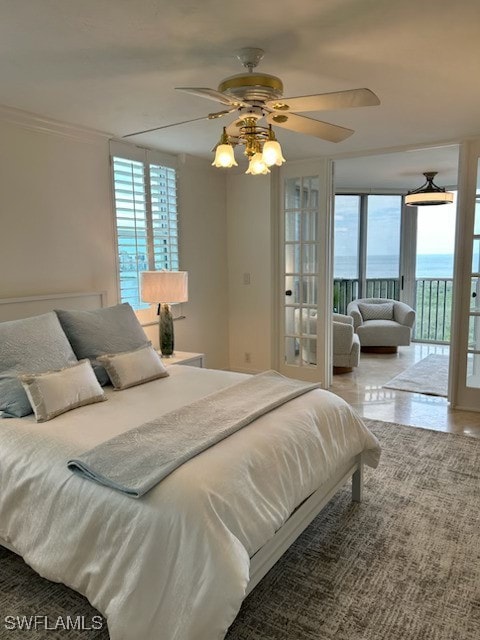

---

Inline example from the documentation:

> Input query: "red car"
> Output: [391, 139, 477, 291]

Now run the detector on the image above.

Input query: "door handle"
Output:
[473, 292, 477, 298]
[285, 290, 293, 296]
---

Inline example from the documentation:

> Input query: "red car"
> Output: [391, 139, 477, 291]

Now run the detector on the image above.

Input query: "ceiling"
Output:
[0, 0, 478, 189]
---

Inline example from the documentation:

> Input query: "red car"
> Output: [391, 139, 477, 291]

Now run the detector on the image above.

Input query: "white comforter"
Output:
[0, 366, 380, 640]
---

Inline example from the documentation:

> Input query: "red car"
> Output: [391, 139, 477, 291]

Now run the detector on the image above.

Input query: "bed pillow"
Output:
[98, 344, 169, 390]
[357, 301, 394, 321]
[55, 303, 149, 386]
[20, 359, 106, 422]
[0, 312, 78, 418]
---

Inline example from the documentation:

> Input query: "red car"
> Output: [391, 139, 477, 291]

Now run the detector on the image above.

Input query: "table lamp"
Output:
[141, 271, 188, 357]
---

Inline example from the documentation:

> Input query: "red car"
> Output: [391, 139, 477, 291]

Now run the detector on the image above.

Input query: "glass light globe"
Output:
[212, 144, 237, 168]
[262, 140, 286, 167]
[246, 152, 271, 175]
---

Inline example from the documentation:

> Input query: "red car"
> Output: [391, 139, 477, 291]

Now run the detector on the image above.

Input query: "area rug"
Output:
[383, 353, 449, 397]
[1, 420, 479, 640]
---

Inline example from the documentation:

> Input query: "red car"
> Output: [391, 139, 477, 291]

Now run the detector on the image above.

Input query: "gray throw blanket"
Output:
[68, 370, 320, 498]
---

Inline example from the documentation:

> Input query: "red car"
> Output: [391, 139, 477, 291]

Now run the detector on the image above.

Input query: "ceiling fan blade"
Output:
[175, 87, 248, 107]
[122, 112, 228, 138]
[266, 88, 380, 113]
[207, 108, 238, 120]
[266, 112, 353, 143]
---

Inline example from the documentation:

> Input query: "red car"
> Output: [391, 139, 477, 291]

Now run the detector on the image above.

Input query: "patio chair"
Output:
[347, 298, 415, 352]
[333, 313, 360, 373]
[296, 311, 360, 372]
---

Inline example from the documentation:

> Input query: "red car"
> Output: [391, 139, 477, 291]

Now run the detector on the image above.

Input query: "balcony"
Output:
[333, 277, 453, 344]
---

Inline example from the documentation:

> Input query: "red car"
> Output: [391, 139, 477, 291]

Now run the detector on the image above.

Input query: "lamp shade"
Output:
[141, 271, 188, 304]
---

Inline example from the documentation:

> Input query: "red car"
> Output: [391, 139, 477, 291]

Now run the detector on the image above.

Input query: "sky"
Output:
[416, 197, 457, 255]
[335, 193, 457, 256]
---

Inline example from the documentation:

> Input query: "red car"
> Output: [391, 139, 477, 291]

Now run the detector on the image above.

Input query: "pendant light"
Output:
[405, 172, 454, 206]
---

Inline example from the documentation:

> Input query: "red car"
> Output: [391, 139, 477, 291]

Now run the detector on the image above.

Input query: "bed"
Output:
[0, 293, 381, 640]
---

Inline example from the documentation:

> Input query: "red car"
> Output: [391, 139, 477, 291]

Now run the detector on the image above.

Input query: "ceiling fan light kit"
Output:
[213, 118, 285, 174]
[124, 47, 380, 175]
[405, 172, 454, 206]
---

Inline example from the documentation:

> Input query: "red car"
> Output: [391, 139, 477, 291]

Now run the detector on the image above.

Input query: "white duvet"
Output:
[0, 366, 380, 640]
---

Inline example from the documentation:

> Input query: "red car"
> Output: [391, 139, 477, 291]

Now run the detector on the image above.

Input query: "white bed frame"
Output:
[248, 459, 362, 593]
[0, 292, 364, 597]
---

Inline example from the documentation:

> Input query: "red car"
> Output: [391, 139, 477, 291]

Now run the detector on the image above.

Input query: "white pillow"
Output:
[98, 344, 169, 390]
[357, 301, 394, 321]
[20, 360, 106, 423]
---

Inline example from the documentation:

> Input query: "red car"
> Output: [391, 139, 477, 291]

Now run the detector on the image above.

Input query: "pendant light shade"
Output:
[246, 152, 270, 175]
[212, 143, 237, 167]
[405, 172, 454, 207]
[262, 139, 286, 167]
[212, 128, 238, 168]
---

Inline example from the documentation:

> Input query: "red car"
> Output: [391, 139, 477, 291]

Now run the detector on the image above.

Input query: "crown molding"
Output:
[0, 104, 112, 144]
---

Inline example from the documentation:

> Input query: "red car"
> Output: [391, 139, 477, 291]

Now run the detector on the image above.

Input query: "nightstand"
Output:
[161, 351, 205, 368]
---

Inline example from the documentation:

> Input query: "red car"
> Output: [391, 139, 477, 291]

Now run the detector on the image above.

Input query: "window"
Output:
[366, 195, 401, 279]
[334, 195, 360, 279]
[333, 194, 403, 312]
[110, 143, 179, 309]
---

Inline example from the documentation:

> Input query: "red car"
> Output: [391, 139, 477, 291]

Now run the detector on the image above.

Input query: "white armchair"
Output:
[347, 298, 416, 352]
[333, 313, 360, 373]
[295, 310, 360, 372]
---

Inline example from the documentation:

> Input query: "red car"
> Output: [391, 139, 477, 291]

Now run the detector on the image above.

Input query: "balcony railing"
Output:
[414, 278, 453, 343]
[333, 277, 453, 344]
[333, 278, 399, 315]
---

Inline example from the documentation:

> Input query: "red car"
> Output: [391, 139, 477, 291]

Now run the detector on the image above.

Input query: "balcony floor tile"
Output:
[330, 342, 480, 438]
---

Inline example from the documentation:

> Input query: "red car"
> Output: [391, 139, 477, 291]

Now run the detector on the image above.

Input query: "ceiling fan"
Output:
[123, 48, 380, 174]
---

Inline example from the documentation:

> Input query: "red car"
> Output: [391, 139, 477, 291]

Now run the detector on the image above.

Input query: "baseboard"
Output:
[228, 366, 263, 375]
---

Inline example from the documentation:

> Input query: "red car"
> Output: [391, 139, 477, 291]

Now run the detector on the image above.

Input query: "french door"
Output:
[277, 159, 333, 385]
[450, 138, 480, 410]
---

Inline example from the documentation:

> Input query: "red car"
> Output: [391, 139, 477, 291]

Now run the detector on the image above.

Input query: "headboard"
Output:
[0, 291, 107, 322]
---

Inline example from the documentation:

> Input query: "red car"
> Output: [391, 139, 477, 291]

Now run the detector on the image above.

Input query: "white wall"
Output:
[0, 115, 230, 370]
[174, 155, 229, 369]
[226, 172, 274, 373]
[0, 119, 116, 302]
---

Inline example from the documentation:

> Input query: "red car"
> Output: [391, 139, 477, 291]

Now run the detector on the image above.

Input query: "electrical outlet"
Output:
[243, 272, 251, 285]
[244, 352, 251, 363]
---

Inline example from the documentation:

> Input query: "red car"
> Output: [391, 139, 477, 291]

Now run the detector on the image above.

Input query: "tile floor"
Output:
[330, 342, 480, 438]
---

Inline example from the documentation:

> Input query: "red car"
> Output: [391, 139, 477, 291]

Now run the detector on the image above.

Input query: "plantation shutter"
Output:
[150, 164, 179, 271]
[112, 157, 148, 308]
[110, 142, 179, 309]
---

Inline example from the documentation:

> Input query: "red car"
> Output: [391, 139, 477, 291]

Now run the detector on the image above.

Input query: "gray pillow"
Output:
[0, 312, 78, 418]
[358, 301, 394, 321]
[55, 303, 149, 385]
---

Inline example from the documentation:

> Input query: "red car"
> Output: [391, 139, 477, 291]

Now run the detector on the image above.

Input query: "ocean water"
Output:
[334, 253, 454, 279]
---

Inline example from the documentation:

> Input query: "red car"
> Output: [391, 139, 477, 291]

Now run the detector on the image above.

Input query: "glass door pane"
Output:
[414, 196, 456, 342]
[466, 177, 480, 389]
[279, 159, 332, 385]
[365, 195, 402, 298]
[334, 195, 360, 313]
[284, 176, 320, 368]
